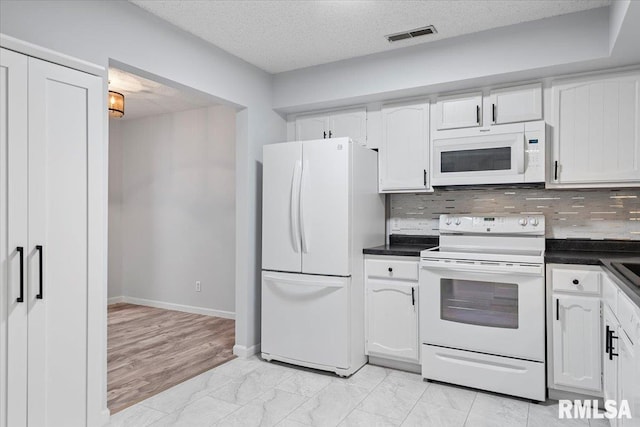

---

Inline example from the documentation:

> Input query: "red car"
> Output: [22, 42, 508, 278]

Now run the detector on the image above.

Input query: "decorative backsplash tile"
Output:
[390, 187, 640, 240]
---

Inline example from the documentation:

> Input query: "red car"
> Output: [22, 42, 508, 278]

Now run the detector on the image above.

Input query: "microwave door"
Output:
[432, 132, 525, 186]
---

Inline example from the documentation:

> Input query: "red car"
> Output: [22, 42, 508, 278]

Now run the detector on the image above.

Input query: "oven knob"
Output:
[445, 217, 452, 225]
[518, 217, 528, 226]
[454, 217, 462, 225]
[530, 217, 539, 226]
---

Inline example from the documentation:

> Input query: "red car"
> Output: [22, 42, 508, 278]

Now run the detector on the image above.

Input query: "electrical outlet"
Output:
[195, 281, 201, 292]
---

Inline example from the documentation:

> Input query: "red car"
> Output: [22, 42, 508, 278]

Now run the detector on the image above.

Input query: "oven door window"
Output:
[441, 147, 511, 173]
[440, 279, 518, 329]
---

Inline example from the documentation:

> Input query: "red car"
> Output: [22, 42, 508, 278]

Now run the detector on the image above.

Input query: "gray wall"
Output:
[108, 106, 236, 314]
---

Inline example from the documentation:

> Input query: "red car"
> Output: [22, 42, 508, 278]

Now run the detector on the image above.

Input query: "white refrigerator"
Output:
[261, 137, 384, 376]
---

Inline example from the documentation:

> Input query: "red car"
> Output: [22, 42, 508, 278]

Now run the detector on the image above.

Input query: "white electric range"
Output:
[419, 214, 546, 402]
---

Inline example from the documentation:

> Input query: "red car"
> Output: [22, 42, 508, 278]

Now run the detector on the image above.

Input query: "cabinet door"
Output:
[603, 306, 619, 418]
[552, 295, 601, 391]
[0, 47, 29, 427]
[490, 83, 542, 125]
[619, 333, 639, 427]
[295, 114, 328, 141]
[367, 281, 418, 362]
[552, 72, 640, 185]
[26, 57, 102, 427]
[434, 92, 482, 130]
[329, 109, 366, 146]
[379, 101, 429, 192]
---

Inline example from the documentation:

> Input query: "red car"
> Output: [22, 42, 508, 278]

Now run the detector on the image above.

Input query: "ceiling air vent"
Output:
[386, 25, 437, 43]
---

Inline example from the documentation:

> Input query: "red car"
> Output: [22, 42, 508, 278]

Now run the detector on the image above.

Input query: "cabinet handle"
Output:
[554, 161, 558, 181]
[16, 247, 24, 303]
[476, 105, 480, 124]
[572, 279, 579, 285]
[323, 131, 327, 139]
[609, 331, 619, 360]
[605, 325, 611, 355]
[423, 169, 427, 186]
[492, 103, 496, 123]
[328, 130, 332, 138]
[556, 298, 559, 321]
[36, 245, 43, 299]
[411, 287, 415, 306]
[388, 267, 393, 273]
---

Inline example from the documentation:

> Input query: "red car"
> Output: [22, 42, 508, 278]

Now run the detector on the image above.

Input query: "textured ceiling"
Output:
[108, 68, 215, 120]
[129, 0, 611, 74]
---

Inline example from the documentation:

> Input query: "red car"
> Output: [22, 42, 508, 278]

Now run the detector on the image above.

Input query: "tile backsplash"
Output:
[390, 187, 640, 240]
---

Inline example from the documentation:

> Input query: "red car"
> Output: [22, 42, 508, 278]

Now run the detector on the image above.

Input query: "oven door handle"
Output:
[420, 260, 543, 276]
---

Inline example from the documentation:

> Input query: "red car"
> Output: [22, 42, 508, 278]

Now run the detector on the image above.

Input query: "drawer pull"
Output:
[388, 267, 393, 273]
[572, 279, 579, 285]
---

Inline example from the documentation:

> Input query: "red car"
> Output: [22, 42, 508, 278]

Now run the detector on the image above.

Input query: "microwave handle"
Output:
[515, 134, 525, 174]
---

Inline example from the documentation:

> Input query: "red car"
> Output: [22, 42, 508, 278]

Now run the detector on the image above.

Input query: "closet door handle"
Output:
[328, 130, 332, 138]
[554, 161, 558, 181]
[411, 287, 415, 306]
[492, 104, 496, 123]
[323, 131, 327, 139]
[36, 245, 43, 299]
[16, 247, 24, 303]
[556, 298, 559, 321]
[423, 169, 427, 186]
[476, 105, 480, 124]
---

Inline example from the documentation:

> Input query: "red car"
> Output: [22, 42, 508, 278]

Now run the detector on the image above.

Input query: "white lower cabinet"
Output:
[365, 256, 419, 363]
[1, 47, 104, 427]
[548, 264, 602, 394]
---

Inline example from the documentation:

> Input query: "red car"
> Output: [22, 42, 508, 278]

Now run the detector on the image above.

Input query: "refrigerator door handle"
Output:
[290, 160, 302, 253]
[300, 160, 309, 253]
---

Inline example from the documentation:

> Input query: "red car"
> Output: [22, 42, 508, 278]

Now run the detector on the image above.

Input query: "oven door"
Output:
[420, 259, 545, 362]
[432, 132, 525, 186]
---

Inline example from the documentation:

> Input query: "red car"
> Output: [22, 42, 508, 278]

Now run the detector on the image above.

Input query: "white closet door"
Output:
[0, 48, 29, 427]
[26, 57, 102, 427]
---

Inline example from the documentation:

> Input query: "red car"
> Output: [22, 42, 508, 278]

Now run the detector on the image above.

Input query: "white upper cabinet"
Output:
[379, 100, 430, 193]
[489, 83, 542, 125]
[551, 70, 640, 186]
[434, 92, 482, 130]
[329, 109, 367, 146]
[295, 108, 366, 145]
[295, 115, 327, 141]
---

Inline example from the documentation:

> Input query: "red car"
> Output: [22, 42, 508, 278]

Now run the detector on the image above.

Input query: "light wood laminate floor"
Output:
[108, 303, 235, 414]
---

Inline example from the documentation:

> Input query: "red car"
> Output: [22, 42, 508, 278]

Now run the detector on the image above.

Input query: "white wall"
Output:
[273, 5, 640, 113]
[109, 106, 236, 315]
[108, 120, 124, 299]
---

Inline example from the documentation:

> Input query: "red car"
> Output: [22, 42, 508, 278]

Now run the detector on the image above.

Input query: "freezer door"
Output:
[262, 142, 302, 272]
[261, 271, 350, 369]
[300, 138, 350, 276]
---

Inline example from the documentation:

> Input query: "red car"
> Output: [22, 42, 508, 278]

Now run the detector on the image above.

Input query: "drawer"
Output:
[619, 292, 640, 343]
[551, 267, 601, 295]
[366, 259, 418, 281]
[602, 273, 619, 314]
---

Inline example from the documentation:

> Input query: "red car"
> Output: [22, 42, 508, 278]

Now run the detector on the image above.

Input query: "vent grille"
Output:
[386, 25, 437, 43]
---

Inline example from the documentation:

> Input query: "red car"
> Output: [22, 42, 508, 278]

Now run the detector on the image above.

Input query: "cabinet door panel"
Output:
[618, 333, 638, 427]
[367, 281, 418, 361]
[379, 101, 429, 192]
[435, 93, 482, 130]
[491, 83, 542, 124]
[602, 307, 618, 410]
[0, 47, 29, 427]
[296, 115, 327, 141]
[553, 72, 640, 184]
[27, 57, 101, 427]
[329, 109, 366, 146]
[552, 295, 601, 391]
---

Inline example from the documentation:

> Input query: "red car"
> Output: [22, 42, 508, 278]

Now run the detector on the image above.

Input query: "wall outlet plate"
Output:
[196, 281, 201, 292]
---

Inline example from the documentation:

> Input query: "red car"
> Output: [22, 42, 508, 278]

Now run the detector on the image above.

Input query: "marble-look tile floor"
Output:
[107, 356, 608, 427]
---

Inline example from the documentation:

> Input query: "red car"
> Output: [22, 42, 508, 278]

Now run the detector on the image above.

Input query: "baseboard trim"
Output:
[233, 343, 261, 358]
[117, 296, 235, 319]
[108, 296, 125, 305]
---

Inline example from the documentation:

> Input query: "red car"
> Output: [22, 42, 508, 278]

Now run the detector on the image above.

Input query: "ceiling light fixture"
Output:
[386, 25, 437, 43]
[108, 90, 125, 118]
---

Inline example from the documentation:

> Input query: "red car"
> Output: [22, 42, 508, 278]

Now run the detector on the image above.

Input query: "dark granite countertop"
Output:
[363, 235, 438, 257]
[546, 239, 640, 308]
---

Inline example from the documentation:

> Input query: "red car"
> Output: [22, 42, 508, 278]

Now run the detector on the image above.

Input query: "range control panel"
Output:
[439, 215, 545, 235]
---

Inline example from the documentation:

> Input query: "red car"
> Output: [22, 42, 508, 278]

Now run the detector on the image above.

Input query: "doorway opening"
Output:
[106, 65, 237, 413]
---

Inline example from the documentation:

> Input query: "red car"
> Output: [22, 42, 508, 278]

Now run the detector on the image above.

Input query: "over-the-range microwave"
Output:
[431, 120, 545, 186]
